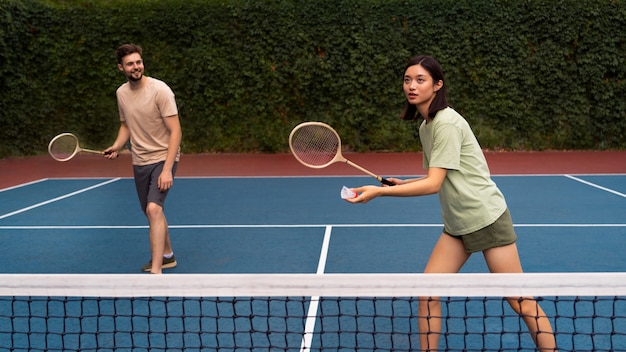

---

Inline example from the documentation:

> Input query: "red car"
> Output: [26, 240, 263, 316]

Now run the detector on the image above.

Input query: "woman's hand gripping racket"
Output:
[48, 133, 111, 162]
[289, 122, 395, 186]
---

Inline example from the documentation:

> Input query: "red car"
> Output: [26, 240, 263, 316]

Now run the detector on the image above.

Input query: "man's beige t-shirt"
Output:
[117, 77, 180, 166]
[419, 107, 507, 235]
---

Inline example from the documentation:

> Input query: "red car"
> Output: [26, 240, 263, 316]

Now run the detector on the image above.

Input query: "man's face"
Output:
[118, 52, 144, 82]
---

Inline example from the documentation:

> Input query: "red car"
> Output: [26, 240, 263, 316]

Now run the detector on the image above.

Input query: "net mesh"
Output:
[290, 124, 340, 167]
[1, 273, 625, 352]
[48, 134, 79, 161]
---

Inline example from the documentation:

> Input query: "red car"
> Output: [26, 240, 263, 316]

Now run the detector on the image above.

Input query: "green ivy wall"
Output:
[1, 0, 624, 157]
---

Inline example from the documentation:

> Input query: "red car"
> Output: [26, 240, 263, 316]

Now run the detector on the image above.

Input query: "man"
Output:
[105, 43, 183, 274]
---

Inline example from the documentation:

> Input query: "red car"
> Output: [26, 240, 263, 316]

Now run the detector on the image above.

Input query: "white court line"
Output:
[0, 178, 48, 192]
[0, 223, 625, 230]
[565, 174, 626, 198]
[0, 224, 440, 230]
[0, 178, 121, 220]
[0, 224, 626, 230]
[300, 225, 332, 352]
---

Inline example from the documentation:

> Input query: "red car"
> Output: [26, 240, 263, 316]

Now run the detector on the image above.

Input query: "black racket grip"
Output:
[380, 177, 395, 186]
[103, 150, 118, 158]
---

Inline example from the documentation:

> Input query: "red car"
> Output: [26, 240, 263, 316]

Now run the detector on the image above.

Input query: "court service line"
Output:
[0, 178, 121, 220]
[1, 223, 625, 230]
[300, 225, 332, 352]
[565, 175, 626, 198]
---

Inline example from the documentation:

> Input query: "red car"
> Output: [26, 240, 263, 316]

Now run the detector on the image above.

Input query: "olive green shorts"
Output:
[444, 209, 517, 253]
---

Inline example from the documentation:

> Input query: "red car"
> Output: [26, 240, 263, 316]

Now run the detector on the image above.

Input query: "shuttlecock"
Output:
[341, 186, 357, 199]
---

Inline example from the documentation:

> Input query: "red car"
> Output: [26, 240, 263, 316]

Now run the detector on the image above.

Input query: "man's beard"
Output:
[127, 70, 143, 82]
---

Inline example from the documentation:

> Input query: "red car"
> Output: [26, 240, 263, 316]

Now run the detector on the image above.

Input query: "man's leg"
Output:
[146, 202, 173, 274]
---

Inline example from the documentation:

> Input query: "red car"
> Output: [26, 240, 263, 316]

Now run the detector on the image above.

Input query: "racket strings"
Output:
[49, 134, 79, 161]
[291, 125, 340, 167]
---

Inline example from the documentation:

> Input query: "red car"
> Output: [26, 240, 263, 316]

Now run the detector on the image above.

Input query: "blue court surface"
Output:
[1, 174, 625, 274]
[1, 174, 625, 351]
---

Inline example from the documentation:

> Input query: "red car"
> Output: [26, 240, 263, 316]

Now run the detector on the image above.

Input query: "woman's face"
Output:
[403, 64, 441, 109]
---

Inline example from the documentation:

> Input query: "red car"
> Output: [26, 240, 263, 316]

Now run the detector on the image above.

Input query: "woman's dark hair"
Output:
[400, 55, 449, 121]
[116, 43, 143, 65]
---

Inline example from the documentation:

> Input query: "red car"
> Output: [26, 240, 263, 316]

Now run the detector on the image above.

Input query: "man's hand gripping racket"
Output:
[288, 122, 395, 187]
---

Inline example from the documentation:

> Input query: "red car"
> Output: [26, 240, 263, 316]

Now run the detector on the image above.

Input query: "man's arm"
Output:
[104, 122, 131, 159]
[157, 114, 182, 191]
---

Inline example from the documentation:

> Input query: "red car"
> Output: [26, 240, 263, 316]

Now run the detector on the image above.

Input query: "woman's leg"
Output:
[483, 244, 557, 351]
[419, 233, 470, 351]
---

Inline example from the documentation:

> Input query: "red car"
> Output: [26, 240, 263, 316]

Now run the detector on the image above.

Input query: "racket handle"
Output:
[379, 177, 395, 186]
[344, 160, 396, 186]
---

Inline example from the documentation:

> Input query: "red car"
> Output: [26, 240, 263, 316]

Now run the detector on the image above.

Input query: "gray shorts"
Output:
[133, 161, 178, 213]
[444, 209, 517, 253]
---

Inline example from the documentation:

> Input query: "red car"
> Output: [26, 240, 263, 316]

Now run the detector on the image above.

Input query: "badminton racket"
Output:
[48, 133, 109, 162]
[289, 122, 394, 186]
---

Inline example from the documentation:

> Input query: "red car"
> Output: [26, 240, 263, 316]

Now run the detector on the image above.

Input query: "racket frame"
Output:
[289, 122, 394, 186]
[48, 133, 103, 162]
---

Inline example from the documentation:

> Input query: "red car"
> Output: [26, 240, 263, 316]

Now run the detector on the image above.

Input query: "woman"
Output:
[346, 55, 557, 351]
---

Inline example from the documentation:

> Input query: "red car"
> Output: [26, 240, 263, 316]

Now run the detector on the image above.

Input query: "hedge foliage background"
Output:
[1, 0, 625, 158]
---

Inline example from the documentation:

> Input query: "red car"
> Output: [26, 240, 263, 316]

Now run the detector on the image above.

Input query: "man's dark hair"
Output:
[116, 43, 142, 65]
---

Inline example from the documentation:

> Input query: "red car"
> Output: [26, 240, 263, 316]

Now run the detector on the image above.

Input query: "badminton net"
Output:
[1, 273, 625, 351]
